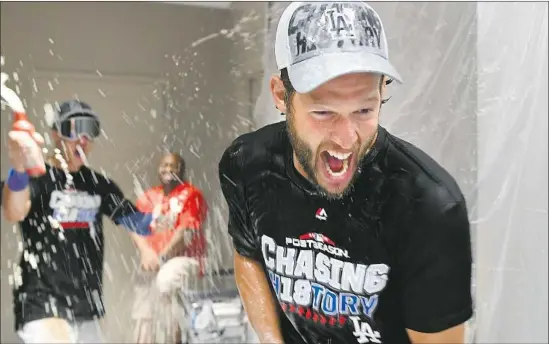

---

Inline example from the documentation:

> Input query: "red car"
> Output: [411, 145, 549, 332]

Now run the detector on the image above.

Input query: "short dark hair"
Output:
[279, 68, 392, 113]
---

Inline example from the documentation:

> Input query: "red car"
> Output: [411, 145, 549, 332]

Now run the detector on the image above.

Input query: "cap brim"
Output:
[287, 52, 403, 94]
[59, 109, 99, 121]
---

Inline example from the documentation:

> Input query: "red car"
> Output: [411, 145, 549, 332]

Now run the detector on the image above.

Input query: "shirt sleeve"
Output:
[399, 196, 473, 333]
[178, 190, 207, 230]
[100, 180, 137, 220]
[218, 140, 260, 259]
[135, 189, 155, 213]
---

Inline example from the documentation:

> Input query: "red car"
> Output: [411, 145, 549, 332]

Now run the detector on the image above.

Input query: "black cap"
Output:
[55, 100, 99, 124]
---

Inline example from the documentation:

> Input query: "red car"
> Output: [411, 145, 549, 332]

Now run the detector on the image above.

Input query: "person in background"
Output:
[132, 152, 208, 344]
[2, 100, 153, 343]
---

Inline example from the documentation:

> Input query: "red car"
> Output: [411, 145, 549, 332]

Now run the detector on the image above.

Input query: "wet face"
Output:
[53, 132, 93, 172]
[158, 154, 183, 185]
[271, 73, 384, 199]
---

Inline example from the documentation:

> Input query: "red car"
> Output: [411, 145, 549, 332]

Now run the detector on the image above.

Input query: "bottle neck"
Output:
[13, 112, 28, 122]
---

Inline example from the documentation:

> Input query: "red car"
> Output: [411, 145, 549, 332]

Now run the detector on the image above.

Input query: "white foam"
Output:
[0, 72, 25, 113]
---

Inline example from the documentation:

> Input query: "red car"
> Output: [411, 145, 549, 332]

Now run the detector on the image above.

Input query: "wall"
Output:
[475, 3, 548, 343]
[1, 2, 261, 342]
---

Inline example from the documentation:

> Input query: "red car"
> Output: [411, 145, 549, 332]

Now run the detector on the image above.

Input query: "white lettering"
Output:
[275, 246, 296, 276]
[293, 279, 312, 306]
[288, 238, 349, 258]
[342, 262, 367, 294]
[262, 235, 276, 270]
[314, 252, 331, 284]
[364, 264, 390, 295]
[49, 190, 101, 210]
[279, 276, 293, 303]
[329, 257, 344, 289]
[294, 249, 314, 280]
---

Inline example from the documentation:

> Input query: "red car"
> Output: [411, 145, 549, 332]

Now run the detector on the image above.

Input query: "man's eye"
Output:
[312, 111, 332, 116]
[357, 108, 373, 115]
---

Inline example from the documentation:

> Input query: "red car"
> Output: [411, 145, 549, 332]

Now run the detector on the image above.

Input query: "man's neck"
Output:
[46, 155, 81, 173]
[163, 181, 183, 195]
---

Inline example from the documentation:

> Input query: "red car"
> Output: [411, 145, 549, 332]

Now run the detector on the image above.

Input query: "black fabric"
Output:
[219, 121, 473, 344]
[13, 164, 138, 330]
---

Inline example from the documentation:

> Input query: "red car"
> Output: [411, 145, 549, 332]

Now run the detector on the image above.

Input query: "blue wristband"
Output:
[6, 168, 29, 192]
[115, 212, 153, 236]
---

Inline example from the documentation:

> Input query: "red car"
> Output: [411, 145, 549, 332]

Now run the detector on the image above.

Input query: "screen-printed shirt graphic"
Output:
[13, 165, 139, 330]
[219, 122, 473, 344]
[136, 183, 207, 258]
[49, 189, 102, 228]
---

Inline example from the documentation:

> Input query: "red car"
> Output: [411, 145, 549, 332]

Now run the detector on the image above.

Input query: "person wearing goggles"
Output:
[2, 99, 155, 343]
[50, 100, 102, 170]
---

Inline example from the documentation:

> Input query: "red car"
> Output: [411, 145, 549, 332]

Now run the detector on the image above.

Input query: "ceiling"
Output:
[165, 1, 232, 9]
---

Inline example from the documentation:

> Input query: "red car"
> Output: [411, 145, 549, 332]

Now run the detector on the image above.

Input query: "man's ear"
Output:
[380, 76, 392, 106]
[270, 74, 287, 113]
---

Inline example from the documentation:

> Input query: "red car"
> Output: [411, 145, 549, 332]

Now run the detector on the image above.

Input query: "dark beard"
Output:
[285, 114, 375, 200]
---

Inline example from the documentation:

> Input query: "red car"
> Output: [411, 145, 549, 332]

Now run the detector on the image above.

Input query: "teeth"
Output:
[327, 150, 352, 160]
[326, 159, 349, 177]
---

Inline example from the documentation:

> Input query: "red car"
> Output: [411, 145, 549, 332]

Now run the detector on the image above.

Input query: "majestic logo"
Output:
[315, 208, 328, 221]
[49, 189, 101, 229]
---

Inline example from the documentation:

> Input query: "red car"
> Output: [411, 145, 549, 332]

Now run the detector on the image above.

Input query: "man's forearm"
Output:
[235, 251, 285, 344]
[160, 229, 195, 259]
[130, 232, 151, 253]
[2, 171, 31, 222]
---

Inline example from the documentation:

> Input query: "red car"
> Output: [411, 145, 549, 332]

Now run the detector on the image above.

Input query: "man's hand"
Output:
[140, 245, 160, 272]
[8, 130, 44, 172]
[2, 130, 44, 222]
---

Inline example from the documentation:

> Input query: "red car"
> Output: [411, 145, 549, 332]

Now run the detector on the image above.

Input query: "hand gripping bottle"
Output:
[1, 73, 46, 177]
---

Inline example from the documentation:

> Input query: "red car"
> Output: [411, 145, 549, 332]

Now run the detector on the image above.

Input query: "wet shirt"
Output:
[219, 122, 473, 344]
[136, 183, 207, 261]
[13, 164, 139, 329]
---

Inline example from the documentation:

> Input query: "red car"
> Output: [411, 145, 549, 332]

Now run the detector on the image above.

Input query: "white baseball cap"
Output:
[275, 2, 403, 93]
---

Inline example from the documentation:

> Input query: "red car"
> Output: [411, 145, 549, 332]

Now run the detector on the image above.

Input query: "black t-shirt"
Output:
[218, 122, 473, 344]
[13, 164, 138, 329]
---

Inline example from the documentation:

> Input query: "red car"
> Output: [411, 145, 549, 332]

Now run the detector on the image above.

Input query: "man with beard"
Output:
[132, 152, 207, 344]
[218, 2, 473, 344]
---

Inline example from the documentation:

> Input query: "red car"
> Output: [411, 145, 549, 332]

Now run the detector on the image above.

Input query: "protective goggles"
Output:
[56, 116, 101, 141]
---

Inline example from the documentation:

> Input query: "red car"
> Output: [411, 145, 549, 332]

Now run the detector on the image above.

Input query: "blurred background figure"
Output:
[2, 100, 153, 343]
[133, 152, 208, 344]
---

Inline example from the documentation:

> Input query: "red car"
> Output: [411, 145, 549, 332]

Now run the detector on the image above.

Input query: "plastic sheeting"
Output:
[252, 2, 548, 343]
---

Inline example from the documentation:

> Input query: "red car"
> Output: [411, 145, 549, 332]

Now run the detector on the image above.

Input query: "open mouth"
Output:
[161, 171, 175, 182]
[320, 150, 353, 178]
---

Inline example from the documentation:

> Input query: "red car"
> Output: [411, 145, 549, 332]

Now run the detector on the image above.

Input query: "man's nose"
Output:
[78, 136, 90, 146]
[331, 116, 358, 150]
